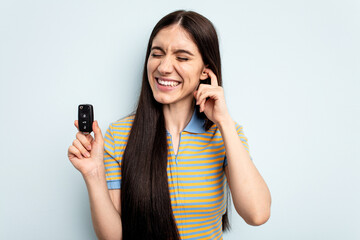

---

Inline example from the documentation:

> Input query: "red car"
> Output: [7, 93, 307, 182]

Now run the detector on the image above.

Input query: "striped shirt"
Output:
[104, 110, 251, 240]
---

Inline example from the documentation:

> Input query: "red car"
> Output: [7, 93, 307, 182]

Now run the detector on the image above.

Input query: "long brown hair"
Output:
[121, 10, 229, 239]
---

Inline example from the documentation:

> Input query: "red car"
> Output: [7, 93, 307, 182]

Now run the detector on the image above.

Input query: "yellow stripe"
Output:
[178, 140, 209, 145]
[167, 169, 221, 177]
[167, 162, 222, 170]
[177, 151, 224, 160]
[172, 202, 226, 214]
[106, 165, 121, 174]
[176, 188, 223, 198]
[168, 175, 224, 188]
[183, 131, 215, 137]
[169, 184, 224, 192]
[106, 171, 121, 176]
[106, 176, 121, 181]
[112, 125, 132, 129]
[168, 174, 222, 181]
[179, 146, 225, 154]
[173, 203, 224, 215]
[171, 193, 223, 204]
[179, 142, 224, 149]
[104, 158, 120, 163]
[181, 135, 213, 141]
[166, 157, 224, 166]
[112, 123, 133, 127]
[112, 141, 128, 145]
[112, 146, 126, 151]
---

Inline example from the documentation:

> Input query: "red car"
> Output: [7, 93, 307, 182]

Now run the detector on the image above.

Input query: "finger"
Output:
[76, 131, 92, 151]
[197, 88, 215, 106]
[200, 99, 206, 112]
[196, 88, 206, 105]
[195, 88, 201, 104]
[75, 120, 94, 143]
[85, 133, 94, 144]
[73, 139, 91, 158]
[205, 69, 218, 87]
[74, 120, 79, 130]
[93, 120, 104, 143]
[68, 145, 83, 159]
[195, 84, 210, 104]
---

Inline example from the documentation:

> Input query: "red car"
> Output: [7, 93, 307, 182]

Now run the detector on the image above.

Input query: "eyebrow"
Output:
[151, 46, 194, 56]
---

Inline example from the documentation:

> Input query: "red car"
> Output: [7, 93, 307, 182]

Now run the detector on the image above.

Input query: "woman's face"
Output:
[147, 24, 208, 107]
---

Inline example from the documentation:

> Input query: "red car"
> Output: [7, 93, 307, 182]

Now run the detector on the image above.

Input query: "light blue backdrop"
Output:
[0, 0, 359, 239]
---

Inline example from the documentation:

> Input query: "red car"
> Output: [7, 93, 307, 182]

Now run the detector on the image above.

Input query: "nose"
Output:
[157, 56, 173, 75]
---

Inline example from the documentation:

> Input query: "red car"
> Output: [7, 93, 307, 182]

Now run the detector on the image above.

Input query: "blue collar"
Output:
[183, 109, 207, 134]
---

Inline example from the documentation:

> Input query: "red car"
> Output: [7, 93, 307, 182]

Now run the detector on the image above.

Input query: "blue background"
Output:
[0, 0, 359, 239]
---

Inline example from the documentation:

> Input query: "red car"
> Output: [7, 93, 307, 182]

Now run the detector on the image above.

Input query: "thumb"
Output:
[93, 120, 103, 143]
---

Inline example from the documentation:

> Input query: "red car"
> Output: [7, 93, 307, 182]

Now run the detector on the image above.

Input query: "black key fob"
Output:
[78, 104, 94, 134]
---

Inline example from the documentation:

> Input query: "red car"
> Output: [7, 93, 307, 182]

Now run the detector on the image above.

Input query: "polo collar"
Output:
[183, 109, 207, 134]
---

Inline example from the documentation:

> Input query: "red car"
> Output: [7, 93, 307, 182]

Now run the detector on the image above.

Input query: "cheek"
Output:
[147, 58, 158, 74]
[177, 65, 202, 83]
[147, 61, 155, 87]
[146, 60, 152, 75]
[176, 64, 196, 79]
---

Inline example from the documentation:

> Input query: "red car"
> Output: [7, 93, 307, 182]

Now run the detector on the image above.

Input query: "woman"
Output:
[68, 10, 271, 240]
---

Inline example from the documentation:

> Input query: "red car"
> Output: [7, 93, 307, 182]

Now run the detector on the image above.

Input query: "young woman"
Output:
[68, 10, 271, 240]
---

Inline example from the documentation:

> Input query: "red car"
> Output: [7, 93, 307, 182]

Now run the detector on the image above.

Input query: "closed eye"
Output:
[177, 57, 189, 61]
[151, 53, 162, 57]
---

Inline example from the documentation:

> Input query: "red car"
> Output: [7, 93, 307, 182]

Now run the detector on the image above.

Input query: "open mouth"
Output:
[156, 78, 181, 87]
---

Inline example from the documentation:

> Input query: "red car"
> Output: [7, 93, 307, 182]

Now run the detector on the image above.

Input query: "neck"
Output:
[163, 100, 195, 135]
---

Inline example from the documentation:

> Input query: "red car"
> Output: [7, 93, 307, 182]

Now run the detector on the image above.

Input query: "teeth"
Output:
[157, 79, 180, 87]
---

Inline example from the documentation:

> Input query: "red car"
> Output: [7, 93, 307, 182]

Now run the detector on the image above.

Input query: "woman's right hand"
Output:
[67, 120, 105, 178]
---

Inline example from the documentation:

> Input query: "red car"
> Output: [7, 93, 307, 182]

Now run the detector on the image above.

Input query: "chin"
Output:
[152, 94, 174, 105]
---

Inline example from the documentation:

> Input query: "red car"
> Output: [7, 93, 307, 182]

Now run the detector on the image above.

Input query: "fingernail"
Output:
[87, 145, 91, 150]
[86, 152, 90, 158]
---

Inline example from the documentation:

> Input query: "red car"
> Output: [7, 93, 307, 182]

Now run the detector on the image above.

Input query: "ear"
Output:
[200, 65, 209, 80]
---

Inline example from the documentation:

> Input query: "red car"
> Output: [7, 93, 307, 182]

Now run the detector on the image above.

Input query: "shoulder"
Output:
[211, 120, 244, 133]
[112, 114, 135, 127]
[234, 122, 245, 134]
[106, 114, 135, 138]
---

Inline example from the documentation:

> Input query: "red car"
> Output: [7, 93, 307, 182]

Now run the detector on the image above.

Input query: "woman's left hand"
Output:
[194, 68, 232, 126]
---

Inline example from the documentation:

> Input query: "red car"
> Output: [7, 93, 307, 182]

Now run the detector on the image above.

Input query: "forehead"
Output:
[152, 25, 199, 53]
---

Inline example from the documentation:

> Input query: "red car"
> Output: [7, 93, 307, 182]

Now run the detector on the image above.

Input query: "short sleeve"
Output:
[224, 122, 253, 167]
[104, 124, 122, 189]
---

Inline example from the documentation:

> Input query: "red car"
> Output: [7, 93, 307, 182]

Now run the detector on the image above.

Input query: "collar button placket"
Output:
[177, 132, 185, 204]
[167, 131, 180, 204]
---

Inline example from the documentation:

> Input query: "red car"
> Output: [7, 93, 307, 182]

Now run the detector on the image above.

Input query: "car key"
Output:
[78, 104, 94, 134]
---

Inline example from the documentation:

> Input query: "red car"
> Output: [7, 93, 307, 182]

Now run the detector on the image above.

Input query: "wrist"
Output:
[82, 165, 106, 182]
[216, 115, 234, 129]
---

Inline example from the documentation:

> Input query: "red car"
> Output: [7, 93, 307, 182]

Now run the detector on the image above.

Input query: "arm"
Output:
[194, 68, 271, 226]
[83, 169, 123, 240]
[109, 189, 121, 215]
[68, 120, 123, 239]
[219, 120, 271, 226]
